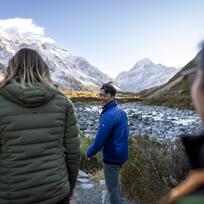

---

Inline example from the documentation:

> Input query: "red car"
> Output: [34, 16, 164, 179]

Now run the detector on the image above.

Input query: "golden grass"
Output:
[59, 87, 142, 104]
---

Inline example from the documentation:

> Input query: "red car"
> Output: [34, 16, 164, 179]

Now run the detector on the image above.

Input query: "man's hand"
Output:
[68, 190, 74, 200]
[85, 153, 90, 160]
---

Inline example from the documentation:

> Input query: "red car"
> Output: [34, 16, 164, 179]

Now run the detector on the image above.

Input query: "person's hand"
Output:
[160, 169, 204, 204]
[68, 190, 74, 200]
[85, 153, 90, 160]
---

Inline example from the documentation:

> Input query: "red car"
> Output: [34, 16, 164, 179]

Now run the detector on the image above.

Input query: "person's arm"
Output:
[160, 169, 204, 204]
[64, 98, 80, 192]
[86, 113, 114, 158]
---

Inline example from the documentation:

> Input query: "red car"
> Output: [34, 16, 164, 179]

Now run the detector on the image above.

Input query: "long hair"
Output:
[0, 48, 55, 89]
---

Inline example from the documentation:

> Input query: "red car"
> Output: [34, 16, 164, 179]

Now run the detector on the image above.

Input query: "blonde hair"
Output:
[0, 48, 56, 89]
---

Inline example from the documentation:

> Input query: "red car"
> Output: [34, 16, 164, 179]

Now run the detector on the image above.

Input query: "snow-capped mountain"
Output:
[0, 18, 112, 91]
[116, 58, 180, 92]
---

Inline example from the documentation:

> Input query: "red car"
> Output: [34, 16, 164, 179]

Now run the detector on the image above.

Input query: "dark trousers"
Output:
[57, 197, 69, 204]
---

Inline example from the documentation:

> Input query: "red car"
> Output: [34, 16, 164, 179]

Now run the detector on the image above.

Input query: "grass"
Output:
[60, 88, 142, 105]
[143, 79, 193, 109]
[120, 136, 190, 204]
[80, 133, 103, 174]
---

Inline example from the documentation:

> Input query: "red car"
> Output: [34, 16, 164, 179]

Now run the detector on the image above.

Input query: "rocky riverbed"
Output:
[75, 102, 202, 140]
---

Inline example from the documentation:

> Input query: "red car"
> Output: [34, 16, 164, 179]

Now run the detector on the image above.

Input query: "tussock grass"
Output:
[80, 133, 103, 174]
[120, 136, 190, 204]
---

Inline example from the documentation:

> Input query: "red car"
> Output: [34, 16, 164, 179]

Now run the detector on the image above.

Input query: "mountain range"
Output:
[0, 27, 112, 91]
[0, 19, 181, 92]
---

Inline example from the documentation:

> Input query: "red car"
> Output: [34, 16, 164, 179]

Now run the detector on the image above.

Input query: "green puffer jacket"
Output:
[0, 83, 80, 204]
[175, 195, 204, 204]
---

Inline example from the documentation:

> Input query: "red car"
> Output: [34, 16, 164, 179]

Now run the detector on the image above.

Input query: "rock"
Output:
[78, 170, 89, 177]
[78, 178, 90, 183]
[80, 183, 95, 189]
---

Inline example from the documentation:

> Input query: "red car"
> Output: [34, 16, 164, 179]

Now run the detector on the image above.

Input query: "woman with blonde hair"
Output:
[0, 48, 80, 204]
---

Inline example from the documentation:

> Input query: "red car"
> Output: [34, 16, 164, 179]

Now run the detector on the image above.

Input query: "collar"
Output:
[101, 100, 117, 115]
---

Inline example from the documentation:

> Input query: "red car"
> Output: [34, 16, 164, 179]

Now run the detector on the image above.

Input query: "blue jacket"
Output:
[86, 100, 129, 165]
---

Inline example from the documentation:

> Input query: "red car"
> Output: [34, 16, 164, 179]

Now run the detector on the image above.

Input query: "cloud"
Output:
[0, 18, 55, 43]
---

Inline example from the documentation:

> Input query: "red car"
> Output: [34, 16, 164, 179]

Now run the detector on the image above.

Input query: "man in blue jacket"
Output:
[86, 82, 129, 204]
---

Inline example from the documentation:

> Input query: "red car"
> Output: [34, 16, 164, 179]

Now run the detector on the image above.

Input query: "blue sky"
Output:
[0, 0, 204, 77]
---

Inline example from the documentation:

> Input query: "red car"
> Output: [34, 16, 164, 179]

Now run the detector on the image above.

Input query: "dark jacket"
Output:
[0, 83, 80, 204]
[171, 133, 204, 204]
[86, 100, 128, 165]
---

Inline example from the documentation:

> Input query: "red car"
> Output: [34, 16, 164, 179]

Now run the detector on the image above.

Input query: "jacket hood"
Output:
[0, 83, 58, 107]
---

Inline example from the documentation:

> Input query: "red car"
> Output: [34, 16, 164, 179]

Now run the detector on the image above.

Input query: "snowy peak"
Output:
[133, 58, 155, 69]
[116, 59, 179, 92]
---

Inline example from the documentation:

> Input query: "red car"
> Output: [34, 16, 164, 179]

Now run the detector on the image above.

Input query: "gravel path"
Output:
[70, 171, 136, 204]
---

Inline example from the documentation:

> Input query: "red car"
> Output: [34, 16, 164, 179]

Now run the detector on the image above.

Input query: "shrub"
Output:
[80, 133, 103, 174]
[120, 136, 190, 204]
